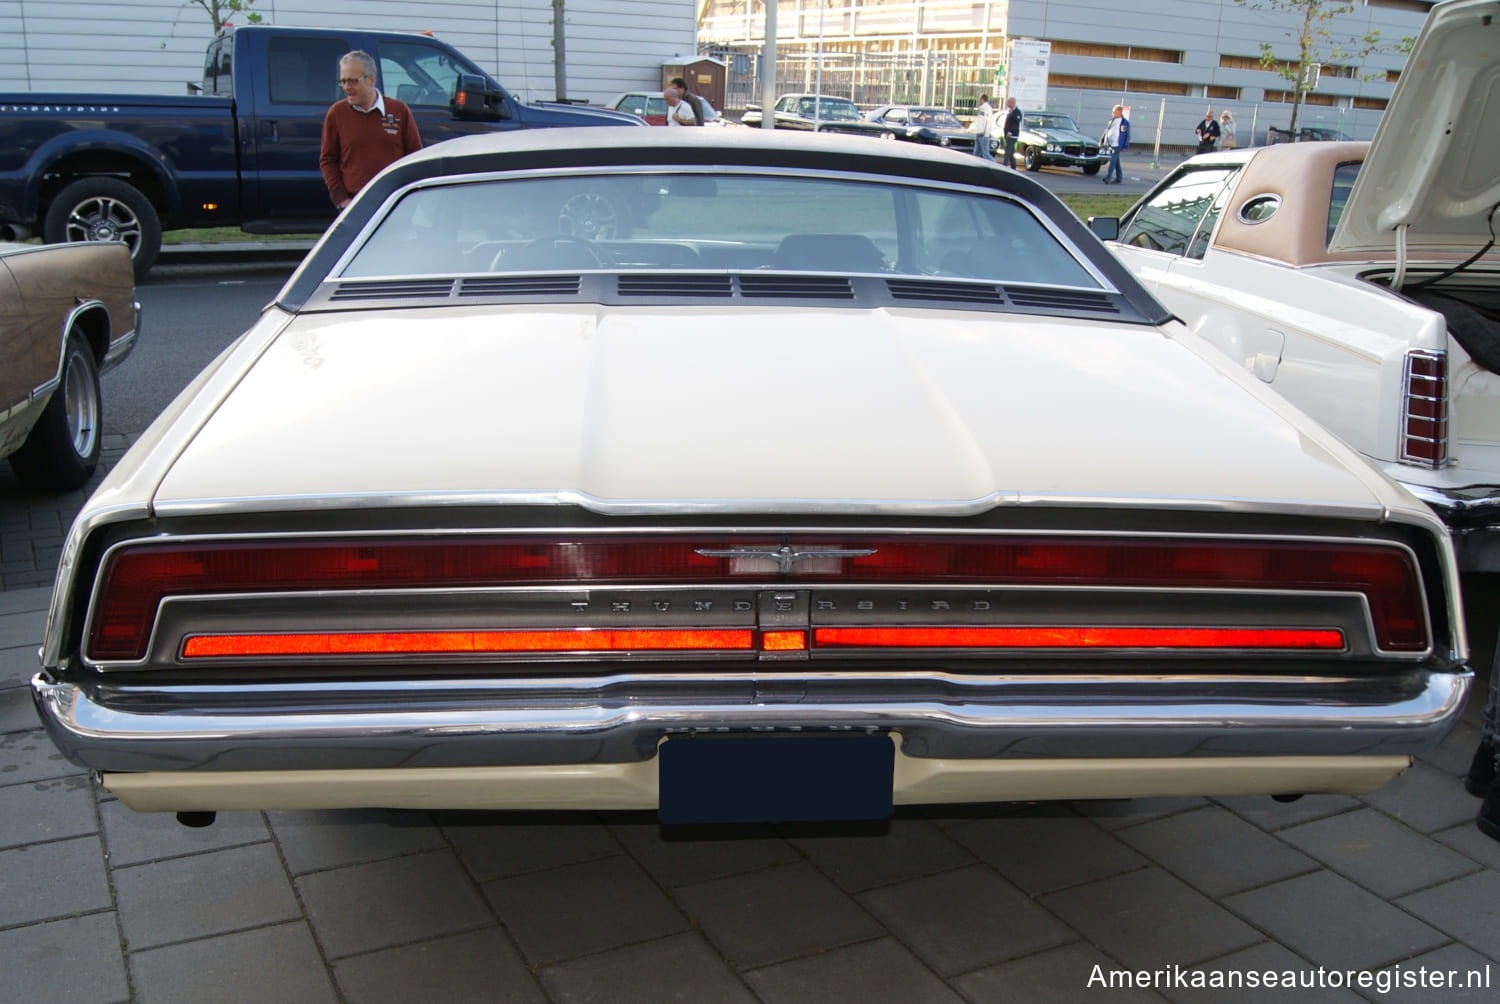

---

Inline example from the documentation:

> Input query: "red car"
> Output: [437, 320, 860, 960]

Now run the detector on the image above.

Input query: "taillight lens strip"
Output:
[88, 534, 1428, 661]
[1401, 349, 1448, 468]
[183, 628, 755, 658]
[813, 626, 1345, 650]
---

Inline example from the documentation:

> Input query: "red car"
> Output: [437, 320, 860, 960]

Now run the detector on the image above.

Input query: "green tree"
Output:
[189, 0, 262, 33]
[1234, 0, 1408, 135]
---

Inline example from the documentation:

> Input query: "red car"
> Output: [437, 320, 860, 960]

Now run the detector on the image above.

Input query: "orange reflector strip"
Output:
[813, 627, 1345, 650]
[183, 629, 755, 658]
[762, 630, 808, 651]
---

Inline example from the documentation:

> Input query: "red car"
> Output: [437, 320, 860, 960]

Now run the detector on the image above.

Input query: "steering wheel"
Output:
[491, 237, 614, 271]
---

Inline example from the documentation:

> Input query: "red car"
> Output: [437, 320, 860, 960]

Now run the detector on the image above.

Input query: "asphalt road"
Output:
[102, 263, 295, 435]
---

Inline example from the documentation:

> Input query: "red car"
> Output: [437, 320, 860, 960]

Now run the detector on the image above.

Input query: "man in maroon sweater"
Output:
[319, 51, 422, 209]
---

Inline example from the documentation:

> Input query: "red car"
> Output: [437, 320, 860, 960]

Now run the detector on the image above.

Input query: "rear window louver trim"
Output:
[329, 279, 456, 301]
[738, 275, 854, 299]
[1002, 286, 1120, 313]
[460, 275, 582, 297]
[617, 275, 734, 297]
[886, 279, 1006, 304]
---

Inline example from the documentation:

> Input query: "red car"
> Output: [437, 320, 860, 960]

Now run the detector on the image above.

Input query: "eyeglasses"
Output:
[338, 76, 369, 87]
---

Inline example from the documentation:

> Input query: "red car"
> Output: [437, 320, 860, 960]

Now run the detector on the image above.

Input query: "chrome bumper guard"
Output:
[1403, 482, 1500, 571]
[32, 669, 1471, 774]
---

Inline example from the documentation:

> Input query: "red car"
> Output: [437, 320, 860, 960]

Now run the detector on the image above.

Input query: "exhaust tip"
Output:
[175, 811, 217, 828]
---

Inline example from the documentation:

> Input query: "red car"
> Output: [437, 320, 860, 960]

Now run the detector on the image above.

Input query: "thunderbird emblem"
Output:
[695, 545, 878, 575]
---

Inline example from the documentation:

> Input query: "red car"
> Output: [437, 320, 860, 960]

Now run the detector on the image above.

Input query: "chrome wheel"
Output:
[63, 194, 144, 255]
[62, 339, 101, 462]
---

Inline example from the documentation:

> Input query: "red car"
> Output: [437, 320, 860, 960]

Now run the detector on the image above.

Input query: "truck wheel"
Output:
[556, 185, 630, 241]
[44, 177, 162, 281]
[1023, 147, 1041, 171]
[8, 332, 102, 492]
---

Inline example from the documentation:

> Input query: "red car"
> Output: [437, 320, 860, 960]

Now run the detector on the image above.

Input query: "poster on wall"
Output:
[1006, 38, 1050, 111]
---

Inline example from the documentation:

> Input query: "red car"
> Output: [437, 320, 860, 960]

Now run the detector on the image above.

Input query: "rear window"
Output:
[341, 171, 1103, 289]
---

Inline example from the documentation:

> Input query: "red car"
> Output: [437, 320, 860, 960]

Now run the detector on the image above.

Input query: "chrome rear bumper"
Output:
[32, 668, 1471, 775]
[1402, 481, 1500, 571]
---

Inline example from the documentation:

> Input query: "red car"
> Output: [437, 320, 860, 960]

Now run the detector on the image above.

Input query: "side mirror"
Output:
[452, 74, 505, 121]
[1088, 216, 1120, 241]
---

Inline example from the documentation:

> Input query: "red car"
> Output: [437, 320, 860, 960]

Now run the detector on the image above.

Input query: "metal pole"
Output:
[551, 0, 567, 101]
[761, 0, 778, 129]
[1151, 96, 1164, 169]
[814, 0, 824, 130]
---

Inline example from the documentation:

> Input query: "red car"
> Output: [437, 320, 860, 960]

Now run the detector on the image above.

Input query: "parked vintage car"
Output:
[1096, 0, 1499, 572]
[1011, 111, 1107, 174]
[1, 241, 138, 490]
[865, 105, 989, 153]
[740, 94, 897, 138]
[32, 129, 1469, 827]
[1265, 124, 1353, 144]
[607, 91, 668, 126]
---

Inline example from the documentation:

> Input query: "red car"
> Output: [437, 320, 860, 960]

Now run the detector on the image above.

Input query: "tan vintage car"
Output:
[0, 240, 138, 490]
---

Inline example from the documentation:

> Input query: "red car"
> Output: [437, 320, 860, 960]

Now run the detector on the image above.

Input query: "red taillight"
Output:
[1402, 350, 1448, 467]
[88, 535, 1429, 661]
[182, 628, 754, 658]
[813, 627, 1345, 650]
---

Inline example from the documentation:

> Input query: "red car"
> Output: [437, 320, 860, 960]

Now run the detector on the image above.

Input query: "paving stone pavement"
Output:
[4, 449, 1500, 1001]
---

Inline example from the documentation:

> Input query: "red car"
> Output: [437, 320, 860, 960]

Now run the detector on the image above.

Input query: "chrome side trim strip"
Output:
[33, 669, 1470, 774]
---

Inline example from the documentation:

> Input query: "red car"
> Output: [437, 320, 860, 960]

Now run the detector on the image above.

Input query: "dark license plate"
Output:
[658, 734, 894, 825]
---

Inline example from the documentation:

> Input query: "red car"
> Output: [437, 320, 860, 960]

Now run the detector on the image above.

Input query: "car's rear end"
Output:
[29, 129, 1472, 824]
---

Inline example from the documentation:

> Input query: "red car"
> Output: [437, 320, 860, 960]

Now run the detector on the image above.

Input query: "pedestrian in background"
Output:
[319, 51, 421, 210]
[1002, 96, 1021, 168]
[1194, 107, 1221, 154]
[664, 87, 697, 126]
[1101, 104, 1129, 184]
[670, 76, 713, 125]
[1220, 110, 1238, 149]
[972, 94, 995, 160]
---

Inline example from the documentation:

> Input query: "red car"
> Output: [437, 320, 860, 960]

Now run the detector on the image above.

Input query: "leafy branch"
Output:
[1234, 0, 1403, 133]
[189, 0, 262, 33]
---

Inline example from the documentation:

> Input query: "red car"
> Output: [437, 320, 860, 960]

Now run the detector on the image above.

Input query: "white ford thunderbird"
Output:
[1098, 0, 1500, 572]
[32, 128, 1469, 825]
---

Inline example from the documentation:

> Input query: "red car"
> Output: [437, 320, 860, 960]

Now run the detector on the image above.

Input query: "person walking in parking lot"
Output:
[1101, 104, 1129, 184]
[972, 94, 996, 160]
[664, 87, 697, 126]
[1219, 110, 1238, 149]
[1002, 96, 1022, 168]
[1194, 107, 1221, 154]
[319, 51, 421, 210]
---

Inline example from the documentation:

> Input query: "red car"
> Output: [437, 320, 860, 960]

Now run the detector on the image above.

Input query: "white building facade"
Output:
[698, 0, 1437, 143]
[0, 0, 697, 104]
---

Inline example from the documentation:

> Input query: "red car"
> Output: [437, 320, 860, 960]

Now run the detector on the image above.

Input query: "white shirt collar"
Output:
[353, 92, 387, 115]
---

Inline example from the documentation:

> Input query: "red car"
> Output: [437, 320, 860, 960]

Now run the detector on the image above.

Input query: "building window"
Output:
[1051, 41, 1183, 63]
[1353, 96, 1389, 110]
[1367, 0, 1435, 12]
[1207, 85, 1241, 100]
[1263, 89, 1339, 106]
[1049, 73, 1190, 96]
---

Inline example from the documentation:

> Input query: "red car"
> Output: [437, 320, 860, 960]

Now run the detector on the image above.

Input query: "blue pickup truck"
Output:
[0, 25, 641, 278]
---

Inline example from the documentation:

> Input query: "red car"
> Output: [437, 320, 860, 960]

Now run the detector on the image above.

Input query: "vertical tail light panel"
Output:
[1401, 350, 1448, 468]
